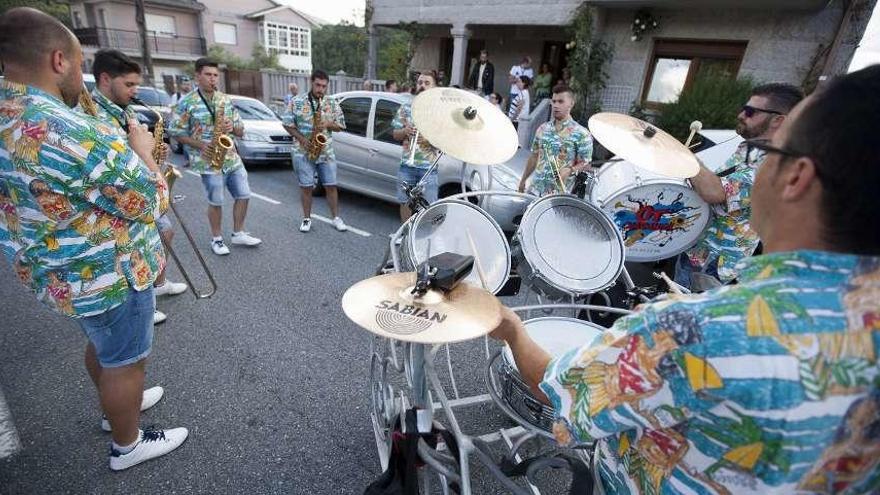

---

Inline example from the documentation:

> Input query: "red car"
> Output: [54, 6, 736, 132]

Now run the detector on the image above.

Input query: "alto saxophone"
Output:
[79, 88, 99, 117]
[208, 96, 234, 170]
[306, 97, 328, 162]
[131, 96, 179, 188]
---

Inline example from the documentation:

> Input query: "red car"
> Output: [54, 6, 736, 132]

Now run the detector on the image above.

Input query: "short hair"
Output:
[385, 79, 396, 90]
[92, 49, 141, 80]
[783, 65, 880, 254]
[518, 75, 531, 88]
[552, 84, 574, 99]
[419, 70, 438, 84]
[480, 50, 489, 56]
[194, 58, 219, 73]
[311, 69, 329, 81]
[751, 83, 804, 114]
[0, 7, 77, 69]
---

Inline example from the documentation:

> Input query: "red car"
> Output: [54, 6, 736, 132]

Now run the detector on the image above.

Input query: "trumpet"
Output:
[131, 97, 218, 299]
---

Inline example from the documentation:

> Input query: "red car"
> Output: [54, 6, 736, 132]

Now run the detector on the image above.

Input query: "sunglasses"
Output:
[740, 105, 783, 118]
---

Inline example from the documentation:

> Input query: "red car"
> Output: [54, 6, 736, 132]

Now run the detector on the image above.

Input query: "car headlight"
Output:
[241, 130, 270, 142]
[490, 166, 520, 191]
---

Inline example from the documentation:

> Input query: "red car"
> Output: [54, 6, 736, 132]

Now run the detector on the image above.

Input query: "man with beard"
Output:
[0, 8, 188, 470]
[677, 83, 803, 289]
[391, 70, 439, 221]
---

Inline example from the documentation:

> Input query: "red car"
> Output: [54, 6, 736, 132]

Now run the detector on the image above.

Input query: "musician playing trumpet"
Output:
[392, 71, 440, 221]
[282, 69, 347, 233]
[168, 58, 261, 256]
[88, 49, 187, 325]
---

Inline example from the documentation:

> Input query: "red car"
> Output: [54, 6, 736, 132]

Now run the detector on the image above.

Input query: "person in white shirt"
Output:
[508, 56, 533, 110]
[170, 79, 191, 105]
[508, 76, 531, 127]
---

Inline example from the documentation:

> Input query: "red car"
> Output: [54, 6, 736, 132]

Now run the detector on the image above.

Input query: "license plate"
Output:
[275, 145, 291, 153]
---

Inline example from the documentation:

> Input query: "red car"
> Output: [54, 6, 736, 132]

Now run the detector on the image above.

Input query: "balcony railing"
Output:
[74, 27, 206, 57]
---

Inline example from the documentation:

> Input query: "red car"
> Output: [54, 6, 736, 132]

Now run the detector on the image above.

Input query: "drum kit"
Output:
[342, 87, 706, 493]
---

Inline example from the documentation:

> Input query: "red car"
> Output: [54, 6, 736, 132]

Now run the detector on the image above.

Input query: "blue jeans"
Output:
[77, 287, 155, 368]
[200, 168, 251, 206]
[293, 153, 337, 187]
[674, 253, 720, 291]
[396, 165, 439, 204]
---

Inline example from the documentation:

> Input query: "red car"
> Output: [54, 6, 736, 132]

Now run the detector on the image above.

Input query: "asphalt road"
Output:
[0, 152, 596, 494]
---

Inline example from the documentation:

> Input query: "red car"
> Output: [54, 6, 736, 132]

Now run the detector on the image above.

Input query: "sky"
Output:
[850, 2, 880, 71]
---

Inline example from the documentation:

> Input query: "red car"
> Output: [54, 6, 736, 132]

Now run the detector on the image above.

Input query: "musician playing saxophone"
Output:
[282, 69, 347, 233]
[168, 58, 261, 255]
[89, 49, 187, 325]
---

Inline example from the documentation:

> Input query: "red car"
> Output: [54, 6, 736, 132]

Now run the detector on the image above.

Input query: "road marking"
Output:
[183, 170, 282, 205]
[0, 388, 21, 459]
[312, 214, 372, 238]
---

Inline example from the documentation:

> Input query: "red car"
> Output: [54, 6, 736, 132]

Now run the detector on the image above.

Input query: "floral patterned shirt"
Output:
[0, 81, 166, 317]
[282, 92, 344, 163]
[541, 250, 880, 495]
[167, 89, 244, 175]
[686, 141, 765, 283]
[391, 102, 439, 170]
[89, 89, 137, 135]
[529, 117, 593, 196]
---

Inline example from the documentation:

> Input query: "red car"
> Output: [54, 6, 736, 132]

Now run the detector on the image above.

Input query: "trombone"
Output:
[131, 97, 218, 299]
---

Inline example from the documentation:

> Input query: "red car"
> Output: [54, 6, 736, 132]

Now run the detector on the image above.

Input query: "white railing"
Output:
[517, 97, 551, 148]
[261, 69, 385, 107]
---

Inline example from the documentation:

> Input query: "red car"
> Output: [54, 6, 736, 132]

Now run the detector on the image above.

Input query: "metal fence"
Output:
[74, 27, 206, 57]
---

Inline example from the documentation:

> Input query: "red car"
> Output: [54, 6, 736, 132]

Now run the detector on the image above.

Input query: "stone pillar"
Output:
[365, 22, 378, 80]
[449, 25, 471, 87]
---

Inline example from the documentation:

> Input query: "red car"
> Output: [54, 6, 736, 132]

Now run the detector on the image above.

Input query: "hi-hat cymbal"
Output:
[341, 272, 502, 344]
[588, 113, 700, 179]
[411, 87, 518, 165]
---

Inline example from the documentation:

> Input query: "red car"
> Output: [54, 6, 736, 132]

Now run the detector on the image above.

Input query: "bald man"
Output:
[0, 8, 187, 470]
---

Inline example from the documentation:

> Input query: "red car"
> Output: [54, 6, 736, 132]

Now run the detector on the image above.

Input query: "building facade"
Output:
[367, 0, 875, 113]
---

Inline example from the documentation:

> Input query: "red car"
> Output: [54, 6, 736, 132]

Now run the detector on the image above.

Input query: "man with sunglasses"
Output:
[490, 65, 880, 494]
[677, 83, 803, 290]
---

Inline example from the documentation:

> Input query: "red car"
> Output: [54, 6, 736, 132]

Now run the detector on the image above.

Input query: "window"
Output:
[213, 22, 237, 45]
[642, 39, 747, 107]
[261, 22, 310, 57]
[232, 99, 278, 122]
[135, 87, 171, 106]
[374, 99, 400, 145]
[145, 14, 176, 38]
[340, 97, 371, 137]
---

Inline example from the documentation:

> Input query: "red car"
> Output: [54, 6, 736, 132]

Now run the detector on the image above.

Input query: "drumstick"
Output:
[465, 228, 489, 290]
[655, 271, 685, 295]
[685, 120, 703, 148]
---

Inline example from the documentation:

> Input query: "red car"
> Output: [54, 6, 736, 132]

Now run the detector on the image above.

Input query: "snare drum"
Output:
[590, 161, 710, 262]
[513, 194, 624, 299]
[498, 317, 604, 432]
[398, 199, 511, 294]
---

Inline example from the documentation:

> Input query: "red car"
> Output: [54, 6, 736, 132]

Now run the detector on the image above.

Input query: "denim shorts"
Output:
[200, 167, 252, 206]
[396, 164, 439, 204]
[293, 153, 337, 187]
[155, 213, 172, 233]
[77, 287, 155, 368]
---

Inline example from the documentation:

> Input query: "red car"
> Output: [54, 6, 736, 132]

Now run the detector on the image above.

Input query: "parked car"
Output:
[229, 95, 294, 166]
[131, 86, 172, 139]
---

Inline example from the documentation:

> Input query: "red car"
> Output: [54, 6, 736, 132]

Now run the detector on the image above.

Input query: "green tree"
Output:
[311, 22, 367, 75]
[567, 3, 614, 123]
[204, 44, 281, 71]
[657, 72, 755, 141]
[376, 27, 411, 84]
[0, 0, 70, 24]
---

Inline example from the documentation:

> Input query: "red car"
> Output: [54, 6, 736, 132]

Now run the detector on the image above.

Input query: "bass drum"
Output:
[590, 161, 710, 262]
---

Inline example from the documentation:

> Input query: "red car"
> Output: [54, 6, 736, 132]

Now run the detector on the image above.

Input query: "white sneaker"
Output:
[154, 281, 187, 297]
[153, 310, 167, 325]
[299, 218, 311, 232]
[102, 386, 165, 432]
[333, 216, 348, 232]
[211, 239, 230, 255]
[109, 426, 189, 471]
[230, 231, 262, 246]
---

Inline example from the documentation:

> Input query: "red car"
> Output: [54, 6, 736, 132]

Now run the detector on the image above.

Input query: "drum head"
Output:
[502, 317, 604, 370]
[407, 200, 511, 294]
[517, 195, 624, 295]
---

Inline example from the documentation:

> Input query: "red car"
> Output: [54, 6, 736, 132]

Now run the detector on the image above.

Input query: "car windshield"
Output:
[136, 87, 171, 106]
[233, 99, 278, 121]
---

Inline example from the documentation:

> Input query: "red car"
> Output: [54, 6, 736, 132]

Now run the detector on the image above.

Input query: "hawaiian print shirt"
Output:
[282, 92, 344, 163]
[541, 250, 880, 495]
[392, 102, 439, 170]
[686, 141, 765, 283]
[0, 81, 166, 317]
[89, 89, 136, 135]
[529, 118, 593, 196]
[167, 89, 244, 175]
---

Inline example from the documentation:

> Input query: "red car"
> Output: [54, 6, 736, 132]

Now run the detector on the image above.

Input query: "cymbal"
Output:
[341, 272, 502, 344]
[587, 113, 700, 179]
[411, 87, 518, 166]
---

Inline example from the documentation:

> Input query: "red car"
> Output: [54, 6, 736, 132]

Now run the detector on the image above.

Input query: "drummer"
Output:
[677, 83, 803, 290]
[517, 84, 593, 196]
[491, 66, 880, 494]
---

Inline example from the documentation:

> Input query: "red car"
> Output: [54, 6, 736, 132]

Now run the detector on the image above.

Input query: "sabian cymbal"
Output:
[411, 87, 518, 165]
[588, 112, 700, 179]
[341, 272, 502, 344]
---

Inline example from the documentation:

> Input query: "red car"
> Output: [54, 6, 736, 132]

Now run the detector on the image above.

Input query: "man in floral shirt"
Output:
[392, 70, 439, 221]
[678, 83, 803, 289]
[0, 8, 187, 470]
[518, 84, 593, 196]
[491, 66, 880, 495]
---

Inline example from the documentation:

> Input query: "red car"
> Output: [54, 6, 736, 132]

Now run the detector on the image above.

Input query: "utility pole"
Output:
[364, 0, 377, 80]
[135, 0, 155, 85]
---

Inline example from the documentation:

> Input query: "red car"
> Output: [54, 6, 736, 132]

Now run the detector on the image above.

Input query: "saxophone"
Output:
[78, 88, 99, 117]
[131, 96, 178, 188]
[306, 96, 328, 162]
[208, 96, 234, 170]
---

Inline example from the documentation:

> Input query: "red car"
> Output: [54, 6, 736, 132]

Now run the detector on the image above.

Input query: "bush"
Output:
[657, 73, 755, 141]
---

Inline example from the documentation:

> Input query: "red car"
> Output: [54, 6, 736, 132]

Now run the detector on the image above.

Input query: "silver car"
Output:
[229, 95, 294, 165]
[333, 91, 530, 232]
